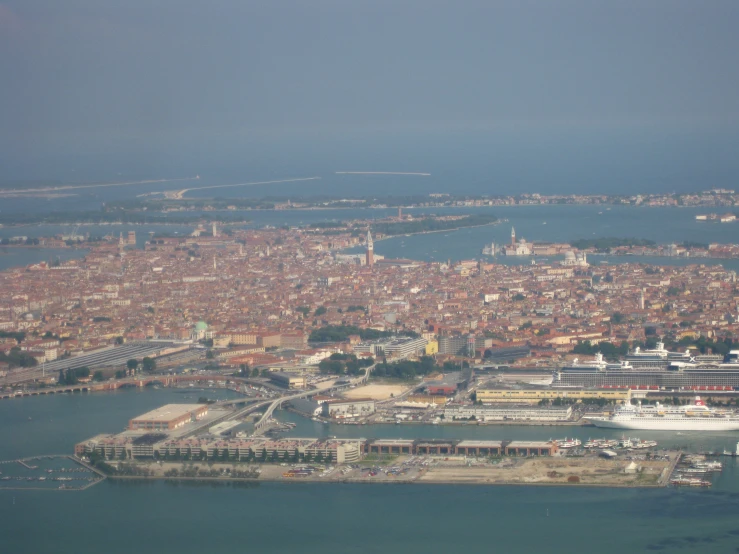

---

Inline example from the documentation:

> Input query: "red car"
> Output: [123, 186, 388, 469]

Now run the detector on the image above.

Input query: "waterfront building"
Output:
[322, 398, 375, 419]
[454, 440, 504, 456]
[415, 441, 455, 455]
[365, 439, 415, 455]
[407, 394, 449, 406]
[505, 441, 558, 456]
[444, 404, 573, 422]
[76, 435, 364, 463]
[304, 439, 362, 463]
[561, 251, 588, 267]
[502, 226, 532, 256]
[128, 404, 208, 431]
[476, 387, 632, 405]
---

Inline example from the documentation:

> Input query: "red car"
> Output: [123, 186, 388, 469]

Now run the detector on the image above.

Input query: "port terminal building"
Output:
[444, 404, 573, 422]
[322, 398, 376, 419]
[476, 387, 632, 405]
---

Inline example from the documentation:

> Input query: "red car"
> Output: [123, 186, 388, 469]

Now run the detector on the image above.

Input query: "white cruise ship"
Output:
[587, 397, 739, 431]
[625, 341, 693, 369]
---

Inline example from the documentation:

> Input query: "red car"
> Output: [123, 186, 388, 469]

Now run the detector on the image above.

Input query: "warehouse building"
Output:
[365, 439, 415, 455]
[454, 440, 504, 456]
[128, 404, 208, 431]
[481, 345, 532, 363]
[269, 372, 307, 389]
[415, 441, 455, 455]
[505, 441, 558, 456]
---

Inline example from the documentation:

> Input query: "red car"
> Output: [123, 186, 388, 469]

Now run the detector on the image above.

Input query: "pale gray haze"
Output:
[1, 0, 738, 193]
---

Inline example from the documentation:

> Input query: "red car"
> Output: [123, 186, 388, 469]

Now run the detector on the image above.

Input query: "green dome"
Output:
[194, 321, 208, 331]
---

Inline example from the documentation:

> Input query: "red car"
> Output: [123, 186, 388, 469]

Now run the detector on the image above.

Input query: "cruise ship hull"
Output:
[588, 417, 739, 431]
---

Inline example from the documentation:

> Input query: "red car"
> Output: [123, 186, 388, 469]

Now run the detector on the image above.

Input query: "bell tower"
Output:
[366, 229, 374, 267]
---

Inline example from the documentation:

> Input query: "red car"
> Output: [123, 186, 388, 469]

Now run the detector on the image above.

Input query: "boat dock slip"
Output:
[1, 455, 105, 491]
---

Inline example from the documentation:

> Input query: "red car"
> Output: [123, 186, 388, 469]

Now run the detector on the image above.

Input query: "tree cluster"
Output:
[572, 340, 630, 359]
[570, 237, 656, 251]
[0, 347, 38, 368]
[57, 366, 90, 385]
[309, 325, 418, 343]
[372, 356, 437, 380]
[318, 353, 374, 376]
[371, 214, 497, 237]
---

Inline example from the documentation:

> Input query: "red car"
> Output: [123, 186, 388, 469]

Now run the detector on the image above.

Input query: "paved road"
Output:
[252, 363, 377, 434]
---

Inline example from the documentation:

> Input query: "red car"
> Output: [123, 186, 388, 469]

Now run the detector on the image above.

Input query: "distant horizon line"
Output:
[335, 171, 431, 176]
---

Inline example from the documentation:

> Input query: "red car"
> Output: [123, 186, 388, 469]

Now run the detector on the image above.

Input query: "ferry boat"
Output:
[582, 438, 620, 449]
[670, 477, 711, 487]
[631, 439, 658, 449]
[693, 461, 722, 471]
[588, 397, 739, 431]
[554, 438, 581, 449]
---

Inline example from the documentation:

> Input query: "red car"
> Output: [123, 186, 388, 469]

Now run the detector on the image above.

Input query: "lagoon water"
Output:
[2, 204, 739, 271]
[3, 389, 739, 553]
[0, 247, 89, 272]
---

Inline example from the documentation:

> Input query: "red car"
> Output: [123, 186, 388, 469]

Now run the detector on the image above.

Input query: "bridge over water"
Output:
[251, 364, 375, 435]
[0, 374, 263, 401]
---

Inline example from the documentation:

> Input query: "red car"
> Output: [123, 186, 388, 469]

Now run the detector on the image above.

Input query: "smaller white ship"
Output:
[722, 441, 739, 457]
[588, 397, 739, 431]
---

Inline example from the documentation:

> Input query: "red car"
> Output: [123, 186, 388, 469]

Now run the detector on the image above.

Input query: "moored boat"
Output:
[588, 397, 739, 431]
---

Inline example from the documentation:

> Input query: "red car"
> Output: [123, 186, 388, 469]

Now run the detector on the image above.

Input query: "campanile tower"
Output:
[366, 229, 374, 267]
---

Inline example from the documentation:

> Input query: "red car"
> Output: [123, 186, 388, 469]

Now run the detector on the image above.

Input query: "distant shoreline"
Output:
[0, 201, 735, 228]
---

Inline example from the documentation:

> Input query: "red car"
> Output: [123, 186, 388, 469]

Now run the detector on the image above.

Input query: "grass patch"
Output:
[362, 454, 399, 465]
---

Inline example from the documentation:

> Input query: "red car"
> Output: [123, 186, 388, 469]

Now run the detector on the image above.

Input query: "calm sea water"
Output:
[2, 390, 739, 553]
[0, 247, 89, 272]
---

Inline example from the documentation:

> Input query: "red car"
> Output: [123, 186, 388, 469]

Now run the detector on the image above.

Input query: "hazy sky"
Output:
[2, 1, 739, 185]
